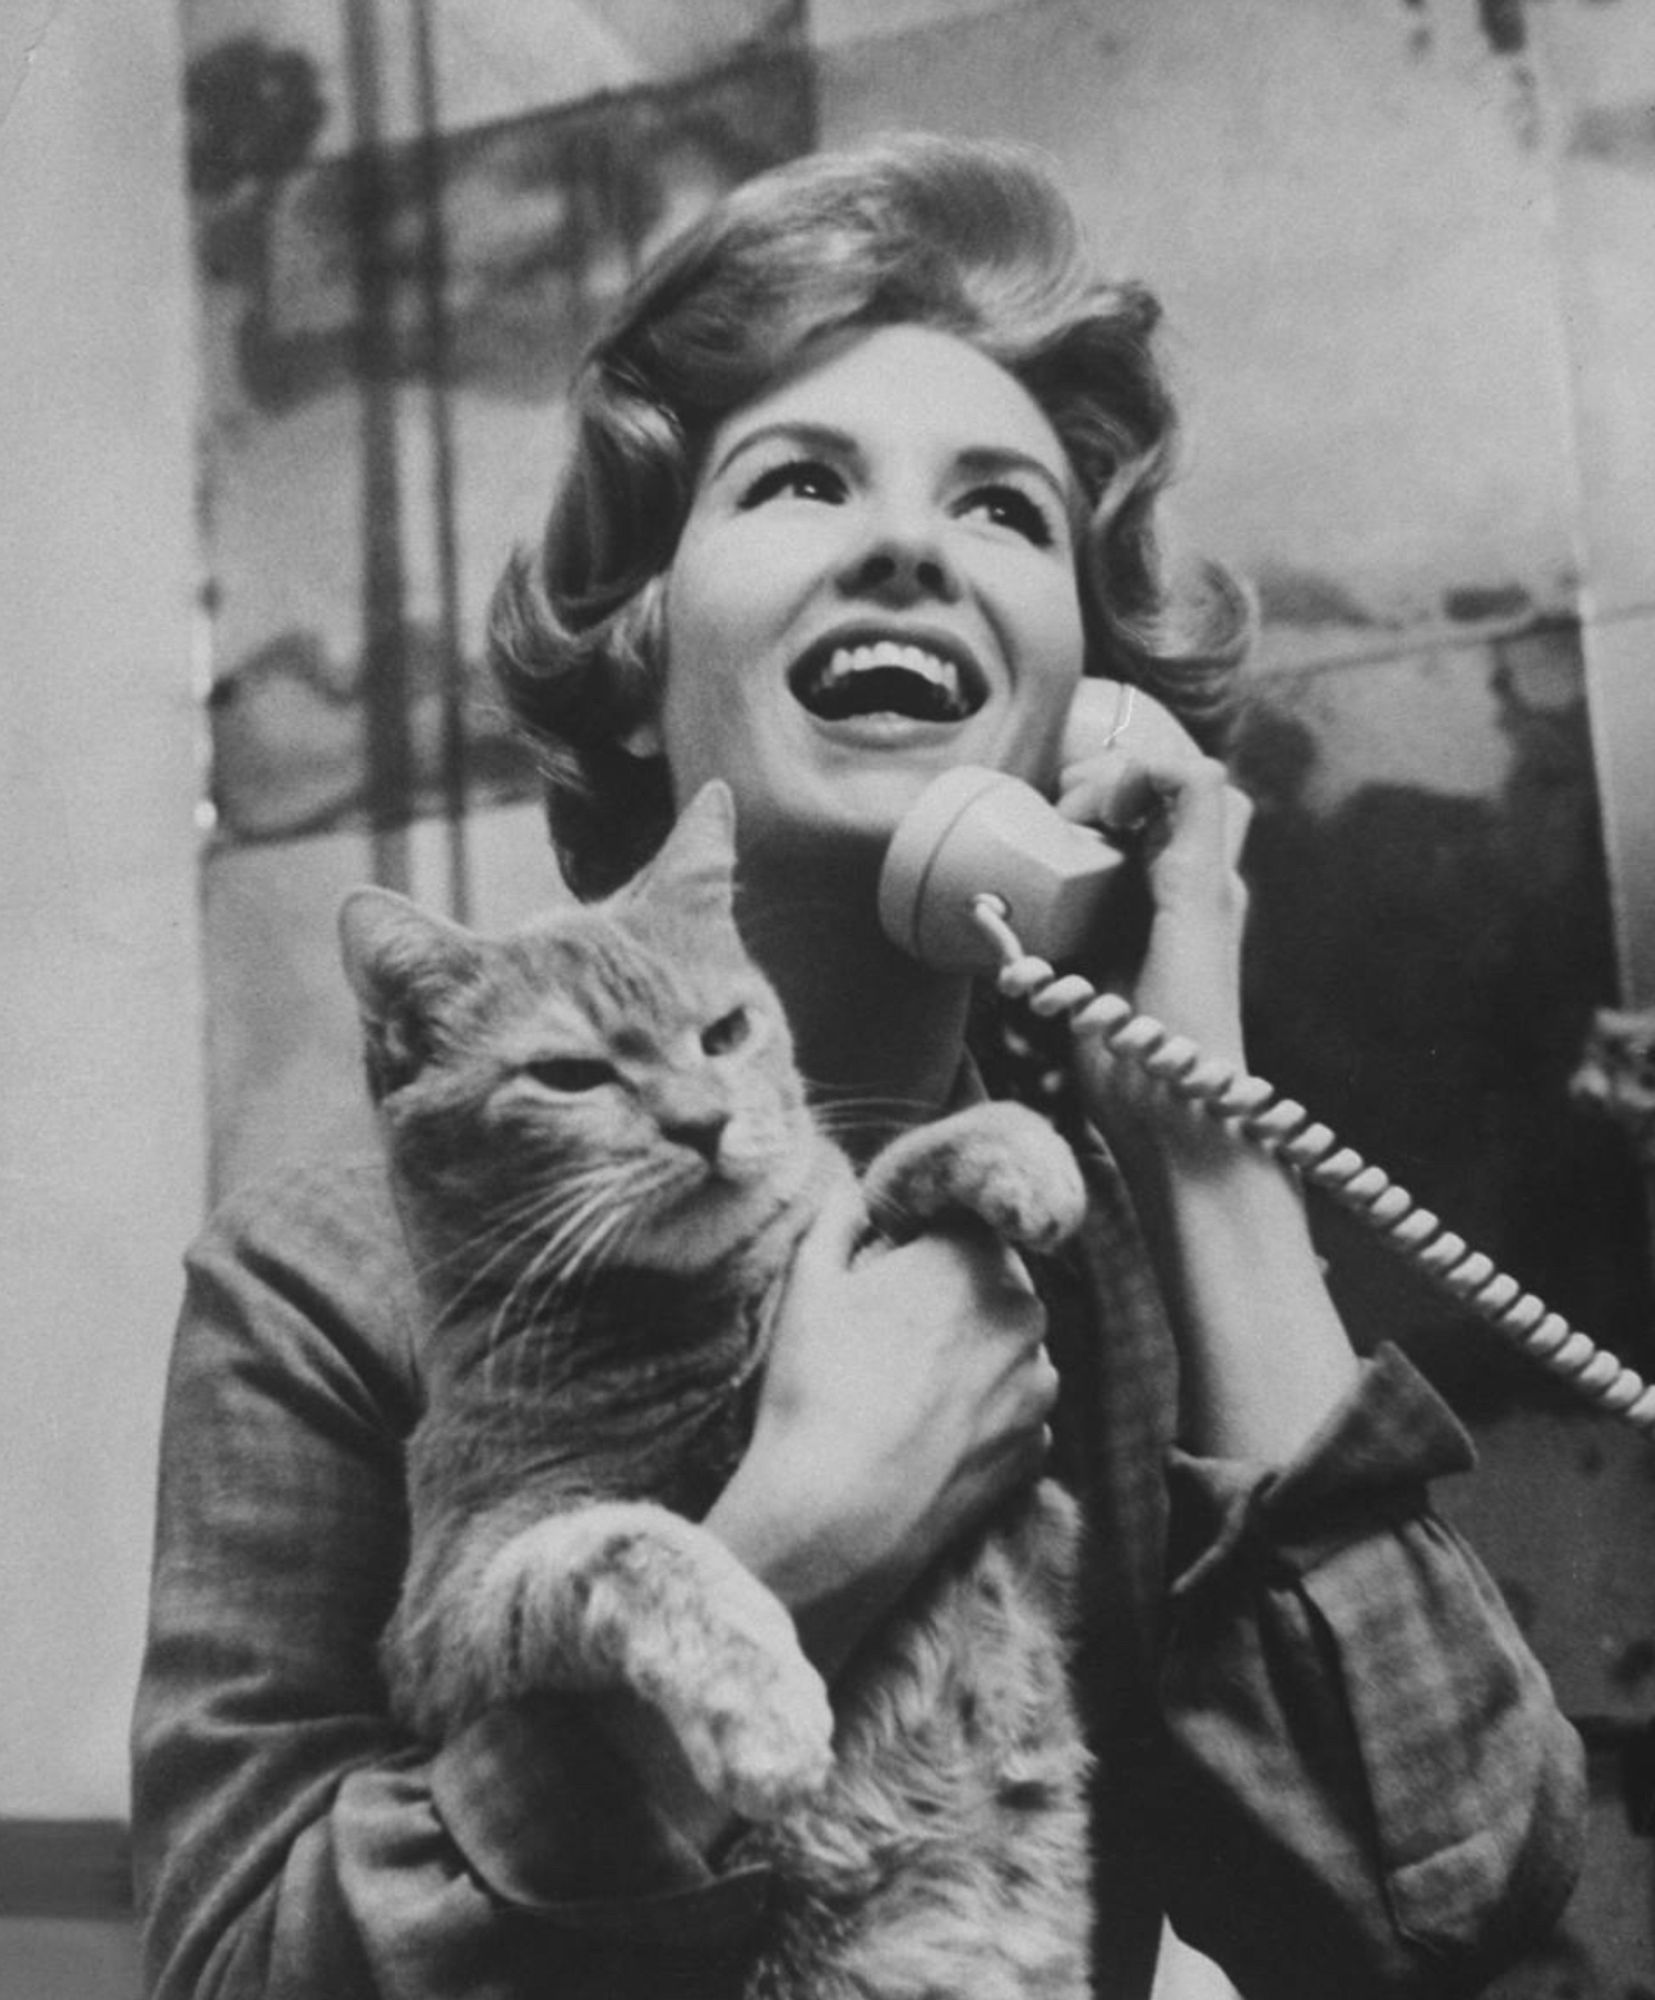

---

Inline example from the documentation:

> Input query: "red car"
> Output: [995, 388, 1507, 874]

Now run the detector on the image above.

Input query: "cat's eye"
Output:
[524, 1056, 617, 1094]
[701, 1007, 752, 1057]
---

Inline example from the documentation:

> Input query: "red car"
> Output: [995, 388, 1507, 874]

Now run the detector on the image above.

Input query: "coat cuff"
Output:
[1167, 1343, 1476, 1600]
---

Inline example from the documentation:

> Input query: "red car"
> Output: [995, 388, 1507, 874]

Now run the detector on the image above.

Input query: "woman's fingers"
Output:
[790, 1170, 868, 1273]
[1058, 679, 1203, 794]
[1052, 684, 1254, 1084]
[1057, 682, 1252, 869]
[1059, 748, 1222, 846]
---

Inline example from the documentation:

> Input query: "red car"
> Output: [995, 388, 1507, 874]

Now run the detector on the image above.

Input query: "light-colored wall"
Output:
[0, 0, 204, 1817]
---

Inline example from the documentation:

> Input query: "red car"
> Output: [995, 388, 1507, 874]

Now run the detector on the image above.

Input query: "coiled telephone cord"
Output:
[969, 893, 1655, 1439]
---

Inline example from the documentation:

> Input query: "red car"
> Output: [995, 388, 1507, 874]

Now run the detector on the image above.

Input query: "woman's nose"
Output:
[837, 515, 961, 605]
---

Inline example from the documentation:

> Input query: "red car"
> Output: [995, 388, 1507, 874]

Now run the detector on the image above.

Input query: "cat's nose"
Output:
[662, 1111, 730, 1165]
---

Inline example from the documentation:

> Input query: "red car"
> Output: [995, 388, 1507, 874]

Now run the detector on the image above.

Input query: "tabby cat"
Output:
[339, 779, 1095, 1998]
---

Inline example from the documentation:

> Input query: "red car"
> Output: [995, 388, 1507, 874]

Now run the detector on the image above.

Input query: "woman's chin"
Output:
[739, 767, 938, 866]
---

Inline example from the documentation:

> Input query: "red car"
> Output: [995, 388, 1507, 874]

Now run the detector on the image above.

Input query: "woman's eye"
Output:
[524, 1057, 616, 1094]
[701, 1006, 752, 1057]
[739, 459, 847, 509]
[958, 484, 1056, 548]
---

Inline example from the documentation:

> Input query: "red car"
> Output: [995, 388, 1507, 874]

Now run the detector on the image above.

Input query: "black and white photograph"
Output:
[4, 3, 1655, 1994]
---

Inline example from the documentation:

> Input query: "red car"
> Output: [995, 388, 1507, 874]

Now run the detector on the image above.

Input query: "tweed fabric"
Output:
[131, 1147, 1583, 1999]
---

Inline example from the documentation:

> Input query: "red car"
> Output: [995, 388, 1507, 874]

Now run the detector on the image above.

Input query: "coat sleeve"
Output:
[1153, 1344, 1587, 1997]
[130, 1162, 770, 2000]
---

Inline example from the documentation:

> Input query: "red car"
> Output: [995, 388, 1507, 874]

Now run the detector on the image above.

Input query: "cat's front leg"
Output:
[862, 1100, 1086, 1255]
[454, 1501, 835, 1821]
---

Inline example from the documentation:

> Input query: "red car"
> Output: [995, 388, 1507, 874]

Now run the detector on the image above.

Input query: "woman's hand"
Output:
[606, 1184, 1054, 1860]
[1057, 678, 1252, 1054]
[705, 1177, 1057, 1680]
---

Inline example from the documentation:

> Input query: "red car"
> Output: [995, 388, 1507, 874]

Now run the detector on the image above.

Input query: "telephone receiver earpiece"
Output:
[878, 766, 1128, 973]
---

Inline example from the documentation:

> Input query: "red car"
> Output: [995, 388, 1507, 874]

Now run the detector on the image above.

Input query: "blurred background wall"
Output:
[3, 2, 1654, 1992]
[0, 0, 200, 1992]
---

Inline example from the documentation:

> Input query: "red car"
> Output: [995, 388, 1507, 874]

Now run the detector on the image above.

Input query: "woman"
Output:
[133, 134, 1583, 1998]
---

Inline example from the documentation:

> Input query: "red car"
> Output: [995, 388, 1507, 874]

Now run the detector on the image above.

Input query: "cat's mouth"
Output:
[789, 631, 986, 726]
[634, 1153, 813, 1272]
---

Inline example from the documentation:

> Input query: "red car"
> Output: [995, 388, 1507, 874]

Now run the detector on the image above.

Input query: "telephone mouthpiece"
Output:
[877, 766, 1126, 973]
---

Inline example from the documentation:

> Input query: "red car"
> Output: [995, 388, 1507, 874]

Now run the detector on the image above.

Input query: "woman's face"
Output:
[658, 323, 1087, 860]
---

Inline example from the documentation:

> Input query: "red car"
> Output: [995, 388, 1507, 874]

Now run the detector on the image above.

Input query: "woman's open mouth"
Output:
[789, 635, 987, 725]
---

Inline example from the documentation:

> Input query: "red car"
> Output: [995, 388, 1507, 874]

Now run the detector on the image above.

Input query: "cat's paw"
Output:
[624, 1542, 836, 1819]
[864, 1100, 1086, 1254]
[478, 1502, 835, 1822]
[666, 1647, 836, 1822]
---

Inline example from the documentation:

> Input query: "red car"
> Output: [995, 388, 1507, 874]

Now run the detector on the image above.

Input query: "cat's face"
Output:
[340, 783, 823, 1285]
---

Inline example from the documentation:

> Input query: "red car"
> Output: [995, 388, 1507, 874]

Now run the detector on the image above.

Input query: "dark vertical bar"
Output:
[785, 0, 820, 150]
[344, 0, 413, 891]
[411, 0, 471, 922]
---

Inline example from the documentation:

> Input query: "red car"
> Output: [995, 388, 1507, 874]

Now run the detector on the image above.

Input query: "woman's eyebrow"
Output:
[952, 446, 1077, 514]
[709, 421, 857, 484]
[709, 423, 1078, 515]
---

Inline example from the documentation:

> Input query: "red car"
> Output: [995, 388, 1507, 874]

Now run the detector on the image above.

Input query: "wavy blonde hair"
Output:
[490, 132, 1250, 895]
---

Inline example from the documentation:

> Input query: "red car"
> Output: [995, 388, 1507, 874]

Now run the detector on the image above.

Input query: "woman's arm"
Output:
[1058, 691, 1359, 1456]
[1153, 1345, 1586, 1993]
[1059, 688, 1584, 1985]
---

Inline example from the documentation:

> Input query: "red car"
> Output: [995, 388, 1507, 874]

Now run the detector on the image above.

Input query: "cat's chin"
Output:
[629, 1175, 811, 1277]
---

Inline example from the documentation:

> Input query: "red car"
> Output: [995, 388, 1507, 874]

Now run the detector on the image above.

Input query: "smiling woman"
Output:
[132, 133, 1585, 2000]
[488, 134, 1249, 901]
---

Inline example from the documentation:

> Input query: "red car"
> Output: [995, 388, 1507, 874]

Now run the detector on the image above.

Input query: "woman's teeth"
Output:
[804, 641, 973, 721]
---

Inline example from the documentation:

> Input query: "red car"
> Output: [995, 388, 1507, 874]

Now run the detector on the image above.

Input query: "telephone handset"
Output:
[877, 766, 1655, 1438]
[878, 765, 1129, 973]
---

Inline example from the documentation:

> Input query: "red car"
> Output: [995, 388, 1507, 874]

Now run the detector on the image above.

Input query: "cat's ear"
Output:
[338, 888, 485, 1099]
[625, 780, 738, 926]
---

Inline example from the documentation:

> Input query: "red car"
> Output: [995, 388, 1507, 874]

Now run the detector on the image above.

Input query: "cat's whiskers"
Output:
[501, 1203, 634, 1416]
[487, 1195, 627, 1407]
[808, 1090, 938, 1154]
[480, 1172, 633, 1340]
[500, 1169, 694, 1421]
[423, 1185, 589, 1324]
[409, 1165, 639, 1394]
[513, 1198, 661, 1422]
[810, 1094, 933, 1123]
[410, 1162, 605, 1282]
[525, 1175, 657, 1297]
[479, 1156, 688, 1388]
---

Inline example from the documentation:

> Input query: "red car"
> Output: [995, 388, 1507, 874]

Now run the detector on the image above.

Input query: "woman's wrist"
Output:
[704, 1438, 910, 1682]
[1102, 1095, 1361, 1460]
[1073, 995, 1255, 1190]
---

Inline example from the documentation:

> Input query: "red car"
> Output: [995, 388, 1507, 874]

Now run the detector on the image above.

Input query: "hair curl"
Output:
[490, 132, 1251, 897]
